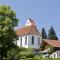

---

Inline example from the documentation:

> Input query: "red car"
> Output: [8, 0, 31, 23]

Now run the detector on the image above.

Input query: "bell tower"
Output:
[25, 19, 35, 26]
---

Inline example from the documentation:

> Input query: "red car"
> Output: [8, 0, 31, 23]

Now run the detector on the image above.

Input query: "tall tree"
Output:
[0, 5, 18, 59]
[42, 27, 47, 39]
[48, 26, 58, 40]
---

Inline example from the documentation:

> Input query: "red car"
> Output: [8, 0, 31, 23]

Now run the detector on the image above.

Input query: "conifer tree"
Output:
[48, 26, 58, 40]
[42, 27, 47, 39]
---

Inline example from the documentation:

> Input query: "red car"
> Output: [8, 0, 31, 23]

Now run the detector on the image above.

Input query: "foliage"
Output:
[7, 47, 20, 60]
[48, 26, 58, 40]
[6, 47, 34, 60]
[42, 27, 47, 39]
[2, 47, 60, 60]
[19, 48, 34, 59]
[0, 5, 18, 59]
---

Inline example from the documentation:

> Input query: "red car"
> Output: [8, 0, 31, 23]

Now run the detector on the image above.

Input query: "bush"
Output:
[19, 48, 34, 58]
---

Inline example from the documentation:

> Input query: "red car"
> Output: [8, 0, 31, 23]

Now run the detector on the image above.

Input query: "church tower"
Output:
[25, 19, 36, 26]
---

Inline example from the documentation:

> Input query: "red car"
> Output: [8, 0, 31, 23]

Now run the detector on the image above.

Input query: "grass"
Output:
[18, 58, 60, 60]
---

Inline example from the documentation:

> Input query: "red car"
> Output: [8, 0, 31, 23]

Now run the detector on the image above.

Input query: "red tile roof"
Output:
[16, 25, 40, 36]
[43, 39, 60, 47]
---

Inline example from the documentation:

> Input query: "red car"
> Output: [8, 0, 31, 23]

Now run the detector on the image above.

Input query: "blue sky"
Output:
[0, 0, 60, 39]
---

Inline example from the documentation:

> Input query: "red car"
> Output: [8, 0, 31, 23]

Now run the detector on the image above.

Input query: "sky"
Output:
[0, 0, 60, 39]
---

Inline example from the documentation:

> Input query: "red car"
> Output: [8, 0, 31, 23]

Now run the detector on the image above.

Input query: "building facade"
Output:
[41, 39, 60, 58]
[16, 19, 60, 58]
[16, 19, 42, 49]
[50, 50, 60, 58]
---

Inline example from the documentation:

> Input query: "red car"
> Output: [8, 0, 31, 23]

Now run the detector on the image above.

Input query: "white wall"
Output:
[17, 35, 29, 48]
[57, 51, 60, 58]
[25, 19, 32, 26]
[28, 34, 41, 49]
[50, 50, 60, 58]
[17, 38, 20, 47]
[50, 51, 57, 58]
[17, 34, 42, 49]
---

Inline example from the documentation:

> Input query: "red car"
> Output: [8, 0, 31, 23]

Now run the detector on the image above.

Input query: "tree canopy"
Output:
[42, 27, 47, 39]
[48, 26, 58, 40]
[0, 5, 18, 59]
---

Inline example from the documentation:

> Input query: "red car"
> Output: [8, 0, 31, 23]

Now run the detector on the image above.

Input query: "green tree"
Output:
[42, 27, 47, 39]
[48, 26, 58, 40]
[0, 5, 18, 59]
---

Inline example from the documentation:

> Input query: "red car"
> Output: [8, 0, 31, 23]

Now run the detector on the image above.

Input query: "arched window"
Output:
[32, 36, 34, 45]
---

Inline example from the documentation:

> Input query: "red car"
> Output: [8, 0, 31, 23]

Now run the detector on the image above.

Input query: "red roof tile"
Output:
[43, 39, 60, 47]
[16, 25, 40, 36]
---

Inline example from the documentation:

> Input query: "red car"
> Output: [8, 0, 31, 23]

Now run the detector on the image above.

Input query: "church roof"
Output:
[16, 25, 40, 36]
[28, 19, 35, 25]
[43, 39, 60, 48]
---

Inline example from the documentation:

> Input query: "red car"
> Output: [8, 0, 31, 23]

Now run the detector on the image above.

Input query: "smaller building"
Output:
[16, 19, 42, 49]
[41, 39, 60, 58]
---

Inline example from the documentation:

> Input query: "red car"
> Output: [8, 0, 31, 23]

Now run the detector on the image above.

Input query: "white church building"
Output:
[16, 19, 42, 49]
[16, 19, 60, 58]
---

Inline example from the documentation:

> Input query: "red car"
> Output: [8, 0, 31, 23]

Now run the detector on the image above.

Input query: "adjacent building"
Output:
[41, 39, 60, 58]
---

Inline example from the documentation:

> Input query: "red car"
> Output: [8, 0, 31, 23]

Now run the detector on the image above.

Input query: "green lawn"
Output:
[18, 58, 60, 60]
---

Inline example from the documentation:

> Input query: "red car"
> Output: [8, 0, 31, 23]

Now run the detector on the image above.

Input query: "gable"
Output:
[41, 40, 52, 51]
[26, 19, 35, 26]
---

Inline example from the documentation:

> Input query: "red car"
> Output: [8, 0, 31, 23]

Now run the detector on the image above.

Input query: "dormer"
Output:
[25, 19, 35, 26]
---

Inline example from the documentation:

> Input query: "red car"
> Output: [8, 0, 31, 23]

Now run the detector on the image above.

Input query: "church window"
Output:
[38, 37, 40, 45]
[25, 36, 27, 45]
[20, 38, 22, 46]
[32, 36, 34, 45]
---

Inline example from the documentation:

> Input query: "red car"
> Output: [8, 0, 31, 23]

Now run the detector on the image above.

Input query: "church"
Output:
[16, 19, 42, 49]
[16, 19, 60, 58]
